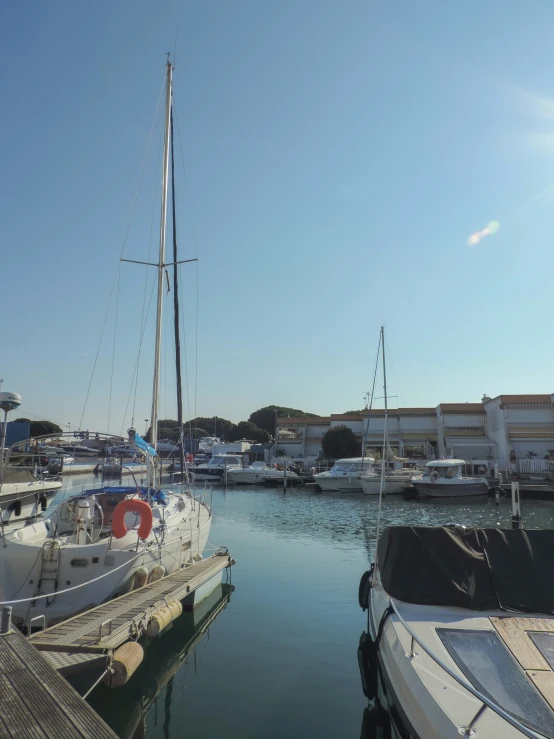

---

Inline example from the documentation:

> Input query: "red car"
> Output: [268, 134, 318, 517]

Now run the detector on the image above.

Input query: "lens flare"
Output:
[467, 221, 499, 247]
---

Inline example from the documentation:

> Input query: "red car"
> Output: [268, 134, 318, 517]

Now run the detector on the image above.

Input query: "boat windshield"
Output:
[423, 465, 460, 479]
[438, 628, 554, 737]
[329, 461, 370, 474]
[209, 456, 241, 466]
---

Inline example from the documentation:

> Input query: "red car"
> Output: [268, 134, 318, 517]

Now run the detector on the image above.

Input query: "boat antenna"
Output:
[375, 326, 388, 546]
[170, 103, 186, 482]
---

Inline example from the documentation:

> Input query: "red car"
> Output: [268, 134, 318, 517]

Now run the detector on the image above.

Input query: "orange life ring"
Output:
[112, 498, 153, 540]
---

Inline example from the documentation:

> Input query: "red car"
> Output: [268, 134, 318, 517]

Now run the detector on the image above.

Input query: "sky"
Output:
[2, 0, 554, 433]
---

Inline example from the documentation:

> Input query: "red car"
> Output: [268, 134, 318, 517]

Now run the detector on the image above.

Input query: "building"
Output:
[275, 394, 554, 470]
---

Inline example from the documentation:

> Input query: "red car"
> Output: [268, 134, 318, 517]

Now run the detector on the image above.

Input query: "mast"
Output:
[150, 60, 173, 485]
[379, 326, 388, 497]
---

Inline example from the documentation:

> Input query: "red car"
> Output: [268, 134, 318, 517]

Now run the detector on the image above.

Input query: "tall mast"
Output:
[150, 59, 172, 482]
[379, 326, 388, 496]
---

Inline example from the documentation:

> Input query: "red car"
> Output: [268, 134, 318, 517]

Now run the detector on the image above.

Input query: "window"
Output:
[437, 629, 554, 737]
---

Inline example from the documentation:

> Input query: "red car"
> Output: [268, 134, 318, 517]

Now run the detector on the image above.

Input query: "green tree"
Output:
[228, 421, 270, 444]
[248, 406, 319, 435]
[321, 425, 361, 459]
[14, 418, 63, 438]
[188, 417, 236, 440]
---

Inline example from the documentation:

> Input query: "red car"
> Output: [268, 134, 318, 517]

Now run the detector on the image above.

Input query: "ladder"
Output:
[35, 539, 61, 606]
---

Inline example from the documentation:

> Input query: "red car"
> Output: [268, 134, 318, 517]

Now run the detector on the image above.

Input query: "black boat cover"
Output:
[377, 526, 554, 614]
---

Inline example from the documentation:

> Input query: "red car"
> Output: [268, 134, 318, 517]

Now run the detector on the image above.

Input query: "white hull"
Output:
[369, 586, 539, 738]
[227, 469, 297, 485]
[0, 480, 62, 526]
[315, 475, 363, 492]
[2, 496, 211, 628]
[361, 476, 411, 495]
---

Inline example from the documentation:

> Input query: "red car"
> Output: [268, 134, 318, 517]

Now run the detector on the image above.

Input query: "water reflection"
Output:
[88, 584, 234, 738]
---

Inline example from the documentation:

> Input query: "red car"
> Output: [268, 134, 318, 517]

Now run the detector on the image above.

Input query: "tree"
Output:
[248, 406, 319, 435]
[228, 421, 270, 444]
[526, 450, 538, 459]
[187, 417, 236, 440]
[14, 418, 63, 438]
[321, 425, 361, 459]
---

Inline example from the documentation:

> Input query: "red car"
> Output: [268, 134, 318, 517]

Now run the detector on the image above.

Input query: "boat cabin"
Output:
[328, 457, 375, 475]
[422, 459, 465, 480]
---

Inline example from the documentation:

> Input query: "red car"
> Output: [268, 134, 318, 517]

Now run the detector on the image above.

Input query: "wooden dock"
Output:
[29, 553, 233, 664]
[0, 626, 118, 738]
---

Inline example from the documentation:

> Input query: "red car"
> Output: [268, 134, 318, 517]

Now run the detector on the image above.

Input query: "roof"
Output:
[330, 413, 364, 421]
[425, 459, 465, 467]
[335, 457, 374, 463]
[362, 408, 436, 416]
[438, 403, 484, 413]
[277, 416, 331, 425]
[499, 394, 553, 405]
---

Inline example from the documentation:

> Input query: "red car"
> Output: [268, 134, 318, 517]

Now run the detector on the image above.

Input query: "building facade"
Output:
[275, 394, 554, 470]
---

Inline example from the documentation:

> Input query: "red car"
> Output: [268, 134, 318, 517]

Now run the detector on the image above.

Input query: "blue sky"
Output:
[2, 0, 554, 432]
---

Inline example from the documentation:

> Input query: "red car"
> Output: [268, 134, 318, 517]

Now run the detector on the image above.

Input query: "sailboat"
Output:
[0, 60, 213, 629]
[360, 327, 419, 495]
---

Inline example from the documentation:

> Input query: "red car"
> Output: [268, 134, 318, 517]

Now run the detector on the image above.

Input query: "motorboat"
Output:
[227, 461, 298, 485]
[191, 454, 243, 483]
[412, 459, 489, 498]
[359, 525, 554, 738]
[0, 61, 214, 629]
[198, 437, 220, 454]
[314, 458, 373, 492]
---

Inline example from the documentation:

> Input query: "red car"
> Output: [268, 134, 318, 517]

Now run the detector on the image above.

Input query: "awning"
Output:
[445, 435, 496, 448]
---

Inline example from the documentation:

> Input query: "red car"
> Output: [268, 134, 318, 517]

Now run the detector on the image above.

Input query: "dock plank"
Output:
[0, 629, 118, 739]
[30, 553, 231, 652]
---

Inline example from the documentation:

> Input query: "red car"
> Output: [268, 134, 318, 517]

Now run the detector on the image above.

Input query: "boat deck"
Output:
[29, 553, 233, 668]
[0, 626, 117, 738]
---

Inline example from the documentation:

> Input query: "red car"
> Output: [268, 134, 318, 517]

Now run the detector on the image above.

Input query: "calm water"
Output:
[55, 476, 554, 739]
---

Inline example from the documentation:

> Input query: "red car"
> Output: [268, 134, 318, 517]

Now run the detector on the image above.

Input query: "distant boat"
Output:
[412, 459, 489, 498]
[192, 454, 243, 483]
[227, 461, 298, 485]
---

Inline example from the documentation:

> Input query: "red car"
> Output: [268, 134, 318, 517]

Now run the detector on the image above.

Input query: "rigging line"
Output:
[132, 119, 164, 426]
[119, 279, 157, 438]
[170, 104, 186, 478]
[362, 330, 381, 460]
[173, 109, 200, 439]
[107, 265, 121, 432]
[385, 335, 404, 408]
[79, 71, 166, 430]
[179, 264, 193, 432]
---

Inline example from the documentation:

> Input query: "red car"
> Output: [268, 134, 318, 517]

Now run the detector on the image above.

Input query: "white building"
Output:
[276, 393, 554, 472]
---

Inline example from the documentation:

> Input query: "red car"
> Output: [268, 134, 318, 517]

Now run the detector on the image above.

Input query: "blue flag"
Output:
[128, 428, 157, 457]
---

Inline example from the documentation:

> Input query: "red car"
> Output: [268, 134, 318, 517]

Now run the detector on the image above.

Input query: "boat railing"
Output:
[389, 598, 543, 738]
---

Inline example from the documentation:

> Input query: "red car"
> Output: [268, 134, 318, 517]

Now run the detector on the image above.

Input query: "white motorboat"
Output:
[314, 458, 373, 492]
[0, 60, 214, 628]
[192, 454, 243, 483]
[227, 461, 298, 485]
[412, 459, 489, 498]
[198, 437, 220, 454]
[359, 525, 554, 738]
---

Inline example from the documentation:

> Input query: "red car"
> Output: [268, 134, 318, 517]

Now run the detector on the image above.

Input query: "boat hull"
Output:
[361, 476, 410, 495]
[412, 480, 489, 498]
[315, 475, 363, 492]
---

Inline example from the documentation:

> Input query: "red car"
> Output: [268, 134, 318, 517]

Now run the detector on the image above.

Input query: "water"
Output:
[58, 477, 554, 738]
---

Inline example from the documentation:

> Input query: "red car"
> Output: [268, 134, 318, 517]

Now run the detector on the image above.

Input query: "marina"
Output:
[3, 4, 554, 738]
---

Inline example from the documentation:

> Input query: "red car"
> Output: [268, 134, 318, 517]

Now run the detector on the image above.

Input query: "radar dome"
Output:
[0, 392, 22, 412]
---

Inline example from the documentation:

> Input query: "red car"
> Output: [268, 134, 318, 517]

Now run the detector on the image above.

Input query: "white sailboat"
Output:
[0, 60, 213, 629]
